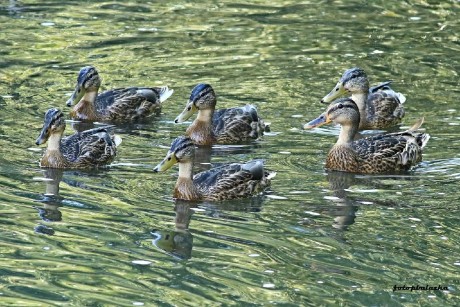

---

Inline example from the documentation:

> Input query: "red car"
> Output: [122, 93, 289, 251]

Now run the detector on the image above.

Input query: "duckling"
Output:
[36, 108, 121, 168]
[304, 98, 429, 174]
[66, 66, 173, 122]
[153, 136, 275, 201]
[320, 67, 406, 129]
[174, 84, 267, 145]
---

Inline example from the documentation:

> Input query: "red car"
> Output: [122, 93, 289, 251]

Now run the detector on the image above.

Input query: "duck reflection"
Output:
[325, 171, 359, 231]
[152, 201, 195, 260]
[34, 169, 64, 235]
[152, 195, 266, 260]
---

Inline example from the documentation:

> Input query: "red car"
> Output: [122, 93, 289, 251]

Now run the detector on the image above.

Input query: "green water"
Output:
[1, 0, 459, 305]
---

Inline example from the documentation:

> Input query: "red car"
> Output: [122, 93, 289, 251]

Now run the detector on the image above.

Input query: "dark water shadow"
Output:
[151, 194, 267, 260]
[151, 200, 195, 260]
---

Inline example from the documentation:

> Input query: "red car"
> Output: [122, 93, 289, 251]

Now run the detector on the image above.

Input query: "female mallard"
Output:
[174, 84, 267, 145]
[153, 136, 275, 201]
[320, 67, 406, 129]
[35, 108, 121, 168]
[304, 98, 429, 174]
[66, 66, 173, 122]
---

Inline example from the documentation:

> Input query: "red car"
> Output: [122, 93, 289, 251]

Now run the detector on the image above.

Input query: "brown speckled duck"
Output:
[320, 67, 406, 130]
[66, 66, 173, 122]
[153, 136, 275, 201]
[174, 84, 268, 145]
[36, 108, 121, 168]
[304, 98, 429, 174]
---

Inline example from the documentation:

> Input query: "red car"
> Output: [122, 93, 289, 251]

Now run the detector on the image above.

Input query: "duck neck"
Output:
[336, 124, 358, 146]
[41, 132, 69, 168]
[350, 92, 368, 127]
[46, 132, 63, 152]
[186, 109, 215, 145]
[71, 91, 99, 121]
[178, 160, 194, 180]
[196, 109, 214, 123]
[174, 160, 201, 200]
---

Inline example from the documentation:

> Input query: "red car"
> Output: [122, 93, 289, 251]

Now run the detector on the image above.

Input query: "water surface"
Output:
[1, 0, 459, 305]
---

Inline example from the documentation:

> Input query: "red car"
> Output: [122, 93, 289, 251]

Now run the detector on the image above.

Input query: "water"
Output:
[1, 0, 459, 305]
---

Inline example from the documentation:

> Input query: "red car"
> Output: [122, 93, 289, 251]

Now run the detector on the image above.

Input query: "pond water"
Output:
[1, 0, 459, 305]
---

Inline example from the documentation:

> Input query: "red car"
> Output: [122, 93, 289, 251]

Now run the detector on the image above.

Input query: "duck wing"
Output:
[193, 160, 272, 200]
[61, 127, 118, 167]
[212, 105, 266, 143]
[353, 123, 429, 172]
[96, 86, 173, 120]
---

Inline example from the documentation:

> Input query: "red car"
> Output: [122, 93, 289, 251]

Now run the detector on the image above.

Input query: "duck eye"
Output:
[167, 157, 171, 161]
[187, 106, 191, 111]
[338, 104, 343, 109]
[335, 87, 339, 91]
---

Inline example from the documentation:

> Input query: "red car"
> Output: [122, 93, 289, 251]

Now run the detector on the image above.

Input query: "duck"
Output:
[320, 67, 406, 130]
[153, 136, 275, 201]
[304, 98, 429, 174]
[66, 66, 173, 122]
[174, 84, 268, 145]
[35, 108, 121, 168]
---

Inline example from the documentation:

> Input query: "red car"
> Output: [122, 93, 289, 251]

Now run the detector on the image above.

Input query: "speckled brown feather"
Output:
[186, 120, 216, 145]
[326, 122, 429, 174]
[363, 90, 405, 129]
[193, 162, 273, 201]
[213, 107, 266, 144]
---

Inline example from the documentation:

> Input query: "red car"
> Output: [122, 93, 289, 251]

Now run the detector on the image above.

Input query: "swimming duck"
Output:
[153, 136, 275, 201]
[304, 98, 429, 174]
[320, 67, 406, 129]
[66, 66, 173, 122]
[174, 84, 267, 145]
[36, 108, 121, 168]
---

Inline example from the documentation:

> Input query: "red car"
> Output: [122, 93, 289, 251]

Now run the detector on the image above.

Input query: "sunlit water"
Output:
[1, 0, 459, 305]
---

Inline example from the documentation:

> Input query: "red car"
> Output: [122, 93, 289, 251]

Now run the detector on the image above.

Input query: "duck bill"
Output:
[153, 153, 178, 172]
[36, 126, 50, 145]
[66, 84, 85, 107]
[304, 113, 331, 129]
[321, 82, 347, 104]
[174, 101, 197, 123]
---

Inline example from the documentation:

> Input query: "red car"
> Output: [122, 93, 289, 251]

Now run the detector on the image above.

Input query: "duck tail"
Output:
[397, 92, 406, 104]
[158, 86, 174, 103]
[113, 135, 123, 147]
[419, 133, 430, 150]
[408, 117, 424, 132]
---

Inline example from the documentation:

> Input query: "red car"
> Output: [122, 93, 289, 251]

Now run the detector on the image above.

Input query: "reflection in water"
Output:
[152, 195, 266, 260]
[34, 169, 64, 235]
[152, 201, 194, 260]
[325, 171, 359, 231]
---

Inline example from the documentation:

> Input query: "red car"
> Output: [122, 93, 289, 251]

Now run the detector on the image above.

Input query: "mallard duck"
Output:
[35, 108, 121, 168]
[320, 67, 406, 129]
[153, 136, 275, 201]
[66, 66, 173, 122]
[174, 84, 267, 145]
[304, 98, 429, 174]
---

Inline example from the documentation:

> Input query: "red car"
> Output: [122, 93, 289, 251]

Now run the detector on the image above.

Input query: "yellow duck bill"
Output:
[153, 153, 178, 172]
[66, 84, 85, 107]
[304, 114, 331, 129]
[174, 102, 197, 123]
[320, 82, 348, 104]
